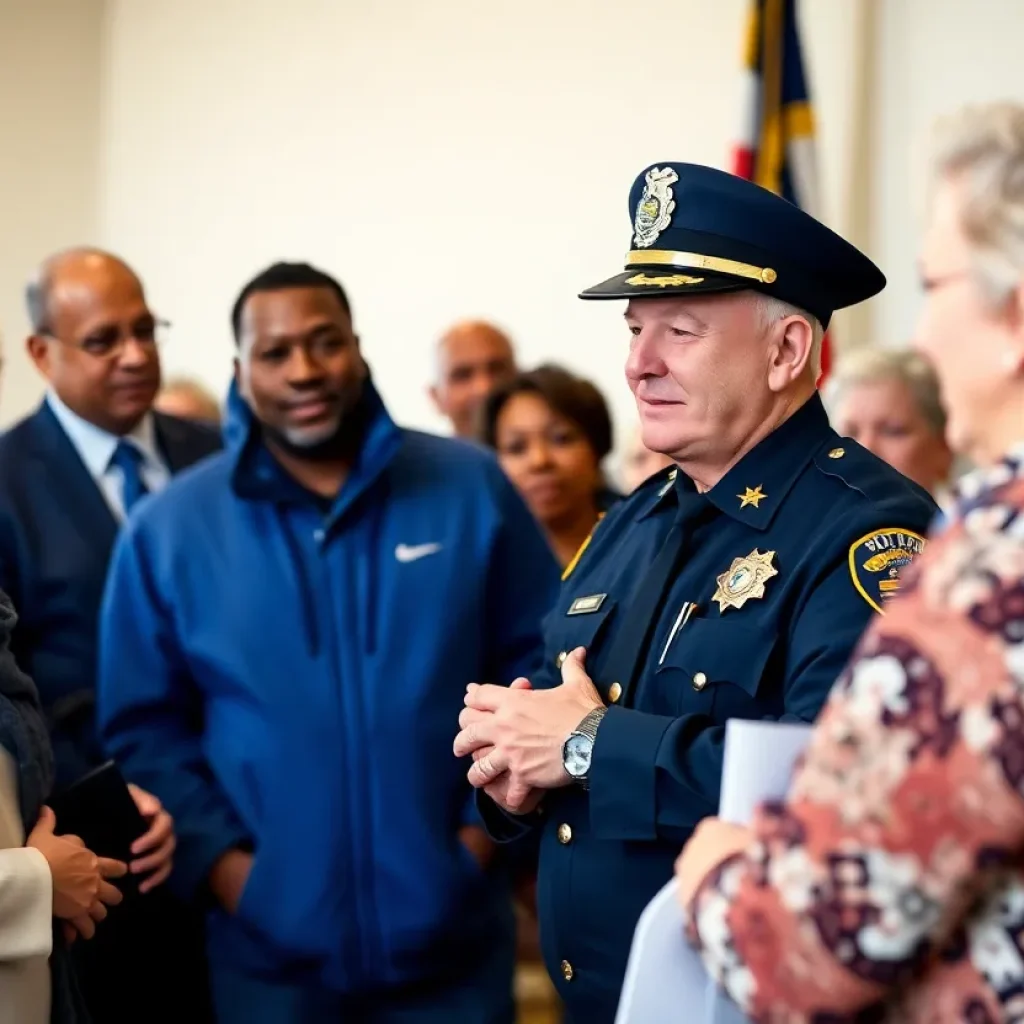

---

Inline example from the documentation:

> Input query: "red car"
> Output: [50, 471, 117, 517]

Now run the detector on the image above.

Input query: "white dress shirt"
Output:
[46, 391, 170, 521]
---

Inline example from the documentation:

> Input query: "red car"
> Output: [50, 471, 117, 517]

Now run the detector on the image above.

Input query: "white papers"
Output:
[614, 718, 813, 1024]
[613, 876, 711, 1024]
[718, 719, 814, 823]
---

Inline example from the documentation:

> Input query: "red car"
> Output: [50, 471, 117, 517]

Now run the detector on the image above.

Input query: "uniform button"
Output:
[561, 960, 574, 982]
[608, 681, 622, 703]
[556, 651, 568, 668]
[828, 447, 845, 459]
[313, 528, 325, 543]
[692, 671, 708, 691]
[557, 823, 572, 845]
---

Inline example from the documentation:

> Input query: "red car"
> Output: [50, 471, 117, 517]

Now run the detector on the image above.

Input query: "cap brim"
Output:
[578, 270, 749, 301]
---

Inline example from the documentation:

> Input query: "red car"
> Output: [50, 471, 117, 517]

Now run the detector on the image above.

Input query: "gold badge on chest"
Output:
[713, 549, 778, 612]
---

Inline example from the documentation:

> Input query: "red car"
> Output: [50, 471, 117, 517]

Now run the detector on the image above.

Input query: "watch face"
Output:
[563, 732, 593, 778]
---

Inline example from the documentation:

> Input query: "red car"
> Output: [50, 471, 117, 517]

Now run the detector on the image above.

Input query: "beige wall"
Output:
[0, 0, 105, 424]
[872, 0, 1024, 347]
[3, 0, 1023, 436]
[94, 0, 873, 438]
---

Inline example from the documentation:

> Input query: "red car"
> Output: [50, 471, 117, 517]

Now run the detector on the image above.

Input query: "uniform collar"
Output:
[639, 394, 832, 530]
[45, 390, 162, 480]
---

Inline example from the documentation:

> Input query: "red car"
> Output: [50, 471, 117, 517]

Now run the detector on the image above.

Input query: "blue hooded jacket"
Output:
[97, 380, 560, 991]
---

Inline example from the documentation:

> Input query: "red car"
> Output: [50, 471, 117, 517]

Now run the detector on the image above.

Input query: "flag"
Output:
[731, 0, 832, 381]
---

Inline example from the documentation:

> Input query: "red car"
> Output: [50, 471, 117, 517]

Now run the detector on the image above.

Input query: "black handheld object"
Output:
[49, 760, 147, 894]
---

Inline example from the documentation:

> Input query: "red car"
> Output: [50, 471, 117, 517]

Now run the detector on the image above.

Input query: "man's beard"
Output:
[262, 387, 370, 464]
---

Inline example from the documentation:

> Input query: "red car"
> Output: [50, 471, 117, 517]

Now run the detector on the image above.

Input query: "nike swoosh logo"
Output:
[395, 542, 443, 563]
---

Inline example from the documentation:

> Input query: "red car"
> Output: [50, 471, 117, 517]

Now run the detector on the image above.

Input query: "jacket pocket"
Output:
[654, 617, 778, 718]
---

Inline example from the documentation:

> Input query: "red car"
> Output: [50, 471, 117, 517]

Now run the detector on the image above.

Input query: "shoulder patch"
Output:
[848, 527, 927, 613]
[562, 513, 606, 581]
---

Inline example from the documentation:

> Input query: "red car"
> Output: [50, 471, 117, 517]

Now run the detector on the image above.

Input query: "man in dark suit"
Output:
[0, 247, 220, 1021]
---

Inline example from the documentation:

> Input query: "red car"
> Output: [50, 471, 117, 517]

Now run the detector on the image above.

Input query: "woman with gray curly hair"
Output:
[827, 348, 953, 496]
[675, 101, 1024, 1022]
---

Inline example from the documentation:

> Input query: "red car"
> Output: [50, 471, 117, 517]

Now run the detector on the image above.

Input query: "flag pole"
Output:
[834, 0, 880, 359]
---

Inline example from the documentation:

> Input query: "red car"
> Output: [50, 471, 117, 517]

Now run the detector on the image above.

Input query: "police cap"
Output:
[579, 162, 885, 328]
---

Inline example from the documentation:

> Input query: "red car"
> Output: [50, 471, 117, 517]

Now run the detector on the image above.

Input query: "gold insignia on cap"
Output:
[633, 167, 679, 249]
[713, 550, 778, 613]
[625, 273, 705, 288]
[625, 249, 775, 285]
[737, 485, 767, 509]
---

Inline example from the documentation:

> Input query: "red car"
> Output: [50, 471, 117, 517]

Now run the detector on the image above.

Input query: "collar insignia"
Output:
[657, 467, 678, 499]
[737, 485, 767, 509]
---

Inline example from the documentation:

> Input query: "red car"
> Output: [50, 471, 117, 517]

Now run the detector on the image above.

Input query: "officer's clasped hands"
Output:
[454, 647, 603, 811]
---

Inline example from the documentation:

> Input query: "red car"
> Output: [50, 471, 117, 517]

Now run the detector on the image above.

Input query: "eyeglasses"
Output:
[920, 270, 973, 294]
[41, 317, 171, 361]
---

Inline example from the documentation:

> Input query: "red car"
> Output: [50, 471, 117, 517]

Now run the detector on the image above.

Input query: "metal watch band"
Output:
[575, 707, 607, 789]
[576, 707, 607, 743]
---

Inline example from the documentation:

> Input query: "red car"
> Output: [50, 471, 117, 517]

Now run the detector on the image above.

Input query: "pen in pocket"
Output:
[658, 601, 698, 665]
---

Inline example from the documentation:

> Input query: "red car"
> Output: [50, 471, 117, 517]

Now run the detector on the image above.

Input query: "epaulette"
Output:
[813, 439, 933, 507]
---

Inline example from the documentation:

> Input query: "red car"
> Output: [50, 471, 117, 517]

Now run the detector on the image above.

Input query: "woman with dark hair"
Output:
[480, 364, 619, 569]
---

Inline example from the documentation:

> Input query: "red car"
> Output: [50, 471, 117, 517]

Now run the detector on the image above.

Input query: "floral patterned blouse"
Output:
[686, 446, 1024, 1023]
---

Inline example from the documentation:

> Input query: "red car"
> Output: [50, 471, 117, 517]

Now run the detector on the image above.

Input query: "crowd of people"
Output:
[0, 98, 1019, 1024]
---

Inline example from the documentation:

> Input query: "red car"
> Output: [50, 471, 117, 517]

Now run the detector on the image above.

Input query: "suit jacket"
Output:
[0, 402, 221, 788]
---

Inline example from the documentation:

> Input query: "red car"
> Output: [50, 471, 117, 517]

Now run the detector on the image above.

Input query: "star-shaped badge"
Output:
[713, 549, 779, 612]
[737, 485, 767, 509]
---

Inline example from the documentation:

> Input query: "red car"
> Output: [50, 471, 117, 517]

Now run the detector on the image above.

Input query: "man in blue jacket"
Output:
[97, 262, 560, 1024]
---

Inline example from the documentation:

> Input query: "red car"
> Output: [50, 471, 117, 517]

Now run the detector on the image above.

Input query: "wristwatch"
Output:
[562, 708, 607, 790]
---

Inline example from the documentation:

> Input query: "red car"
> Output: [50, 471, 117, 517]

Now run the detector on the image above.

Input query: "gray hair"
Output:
[929, 101, 1024, 305]
[825, 348, 948, 437]
[753, 294, 825, 379]
[24, 273, 51, 334]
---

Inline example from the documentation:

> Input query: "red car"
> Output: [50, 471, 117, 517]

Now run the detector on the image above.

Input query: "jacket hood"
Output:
[222, 375, 402, 506]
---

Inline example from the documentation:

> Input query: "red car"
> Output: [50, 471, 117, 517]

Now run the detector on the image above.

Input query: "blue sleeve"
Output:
[588, 541, 885, 842]
[97, 523, 250, 901]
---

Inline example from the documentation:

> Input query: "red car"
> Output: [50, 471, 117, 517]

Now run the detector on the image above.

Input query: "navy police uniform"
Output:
[479, 163, 939, 1023]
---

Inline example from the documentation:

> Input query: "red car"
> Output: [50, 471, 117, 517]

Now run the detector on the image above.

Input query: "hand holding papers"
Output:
[614, 719, 813, 1024]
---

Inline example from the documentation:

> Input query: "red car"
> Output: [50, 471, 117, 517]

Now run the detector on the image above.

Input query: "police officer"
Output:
[454, 162, 939, 1023]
